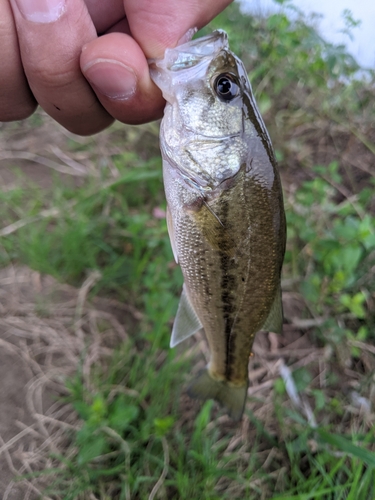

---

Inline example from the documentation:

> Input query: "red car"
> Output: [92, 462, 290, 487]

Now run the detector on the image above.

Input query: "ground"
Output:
[0, 264, 138, 498]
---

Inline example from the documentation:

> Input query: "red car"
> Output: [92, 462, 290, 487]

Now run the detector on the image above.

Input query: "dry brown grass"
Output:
[0, 265, 139, 498]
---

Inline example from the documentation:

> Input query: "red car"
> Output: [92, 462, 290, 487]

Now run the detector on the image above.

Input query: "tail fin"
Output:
[187, 369, 247, 421]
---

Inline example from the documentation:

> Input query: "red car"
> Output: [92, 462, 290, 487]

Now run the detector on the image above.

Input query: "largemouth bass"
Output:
[149, 30, 286, 421]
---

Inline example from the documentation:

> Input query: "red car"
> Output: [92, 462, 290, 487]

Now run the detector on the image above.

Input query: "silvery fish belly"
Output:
[149, 30, 286, 421]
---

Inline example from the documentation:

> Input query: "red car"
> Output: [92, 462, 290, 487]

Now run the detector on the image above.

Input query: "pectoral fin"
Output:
[170, 285, 202, 348]
[166, 205, 178, 263]
[261, 285, 283, 334]
[189, 202, 235, 257]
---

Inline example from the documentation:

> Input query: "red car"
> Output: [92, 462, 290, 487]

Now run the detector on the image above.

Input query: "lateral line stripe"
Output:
[217, 198, 237, 380]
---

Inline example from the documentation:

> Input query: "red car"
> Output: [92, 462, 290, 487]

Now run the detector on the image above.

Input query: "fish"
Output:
[149, 30, 286, 421]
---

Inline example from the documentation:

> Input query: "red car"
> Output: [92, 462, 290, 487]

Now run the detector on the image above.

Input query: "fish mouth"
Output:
[149, 30, 228, 73]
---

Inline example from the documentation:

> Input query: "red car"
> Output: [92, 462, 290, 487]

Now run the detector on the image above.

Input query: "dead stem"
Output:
[148, 437, 169, 500]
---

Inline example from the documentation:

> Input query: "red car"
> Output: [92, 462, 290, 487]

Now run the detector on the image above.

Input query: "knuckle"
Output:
[28, 57, 77, 90]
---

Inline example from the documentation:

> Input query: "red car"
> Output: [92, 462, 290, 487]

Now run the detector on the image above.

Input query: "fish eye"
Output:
[214, 73, 239, 101]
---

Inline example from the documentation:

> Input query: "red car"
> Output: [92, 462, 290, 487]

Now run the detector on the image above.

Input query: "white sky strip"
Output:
[237, 0, 375, 69]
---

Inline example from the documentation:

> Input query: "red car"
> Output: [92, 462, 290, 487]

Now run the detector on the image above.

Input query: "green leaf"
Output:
[271, 487, 346, 500]
[91, 395, 106, 418]
[194, 400, 214, 432]
[108, 398, 139, 432]
[154, 416, 175, 437]
[77, 435, 107, 465]
[311, 389, 326, 411]
[293, 367, 312, 392]
[339, 292, 366, 319]
[339, 246, 363, 274]
[274, 377, 286, 395]
[72, 401, 91, 420]
[317, 430, 375, 468]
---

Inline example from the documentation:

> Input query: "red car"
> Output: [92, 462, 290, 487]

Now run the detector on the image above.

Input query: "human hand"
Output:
[2, 0, 232, 135]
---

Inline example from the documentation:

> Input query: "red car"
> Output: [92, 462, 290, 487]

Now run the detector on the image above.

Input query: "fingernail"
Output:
[177, 28, 197, 46]
[83, 60, 137, 100]
[15, 0, 66, 23]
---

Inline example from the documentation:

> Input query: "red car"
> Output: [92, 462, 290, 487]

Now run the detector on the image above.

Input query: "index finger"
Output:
[124, 0, 234, 58]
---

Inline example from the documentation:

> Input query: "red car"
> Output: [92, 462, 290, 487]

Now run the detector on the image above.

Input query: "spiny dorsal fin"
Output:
[170, 285, 202, 347]
[261, 285, 283, 334]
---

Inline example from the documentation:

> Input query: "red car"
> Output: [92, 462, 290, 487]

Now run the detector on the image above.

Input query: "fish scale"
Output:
[150, 30, 286, 420]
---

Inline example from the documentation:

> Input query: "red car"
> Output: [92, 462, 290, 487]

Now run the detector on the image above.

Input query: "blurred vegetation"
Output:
[1, 0, 375, 498]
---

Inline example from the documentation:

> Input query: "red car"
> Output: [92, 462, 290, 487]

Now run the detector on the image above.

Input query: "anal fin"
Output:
[170, 285, 202, 348]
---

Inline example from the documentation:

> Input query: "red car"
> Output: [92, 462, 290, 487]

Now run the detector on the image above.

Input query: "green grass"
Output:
[2, 1, 375, 498]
